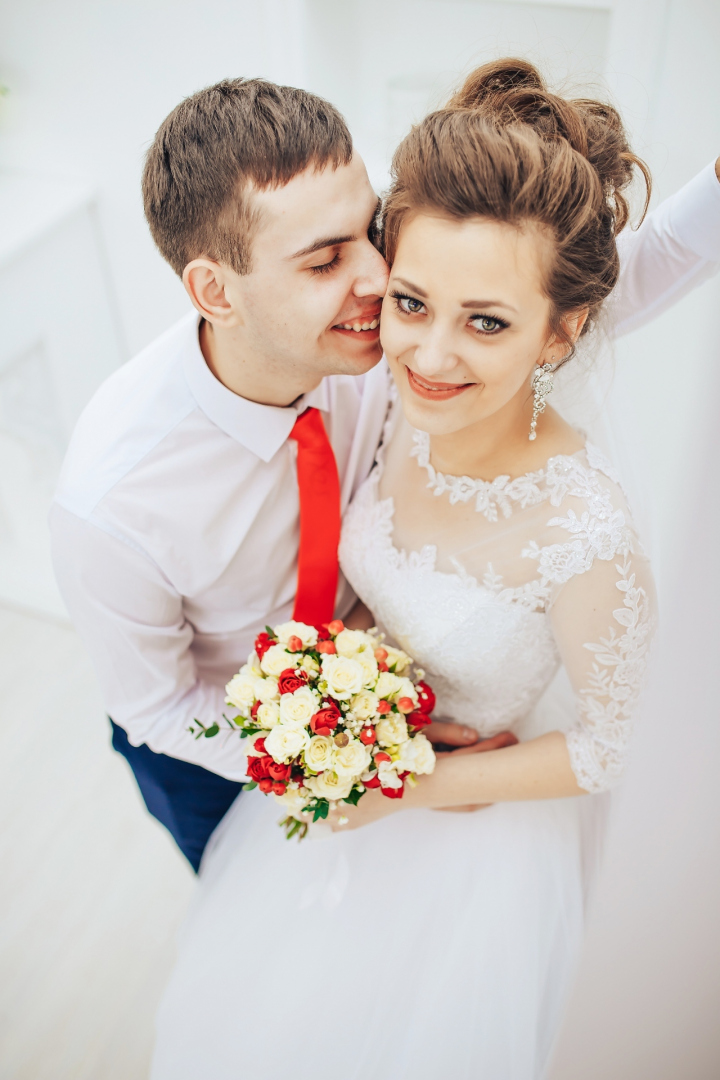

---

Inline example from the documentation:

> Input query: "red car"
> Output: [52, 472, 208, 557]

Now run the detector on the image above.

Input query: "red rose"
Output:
[316, 623, 332, 641]
[250, 701, 261, 720]
[271, 781, 287, 796]
[254, 632, 275, 660]
[416, 680, 436, 714]
[377, 661, 389, 672]
[381, 784, 404, 799]
[407, 710, 431, 731]
[267, 760, 291, 782]
[374, 751, 392, 764]
[247, 754, 272, 782]
[317, 640, 336, 655]
[254, 737, 267, 755]
[277, 668, 308, 695]
[258, 778, 274, 793]
[359, 726, 376, 745]
[363, 773, 381, 789]
[311, 702, 341, 736]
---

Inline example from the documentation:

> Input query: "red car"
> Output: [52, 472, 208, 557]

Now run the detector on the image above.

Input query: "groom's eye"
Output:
[391, 291, 426, 315]
[309, 253, 342, 275]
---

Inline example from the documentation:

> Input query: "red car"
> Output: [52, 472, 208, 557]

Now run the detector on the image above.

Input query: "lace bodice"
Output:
[339, 408, 656, 794]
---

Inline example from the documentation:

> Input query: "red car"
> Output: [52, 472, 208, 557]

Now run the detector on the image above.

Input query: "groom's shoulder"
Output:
[54, 311, 200, 518]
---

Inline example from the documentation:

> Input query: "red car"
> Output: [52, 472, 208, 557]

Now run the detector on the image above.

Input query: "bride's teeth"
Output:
[353, 323, 361, 332]
[361, 322, 370, 331]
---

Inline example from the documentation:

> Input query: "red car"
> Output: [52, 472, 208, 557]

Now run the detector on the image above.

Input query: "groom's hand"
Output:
[425, 721, 518, 757]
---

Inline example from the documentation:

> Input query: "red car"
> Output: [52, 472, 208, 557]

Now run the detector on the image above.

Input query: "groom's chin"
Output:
[326, 337, 384, 376]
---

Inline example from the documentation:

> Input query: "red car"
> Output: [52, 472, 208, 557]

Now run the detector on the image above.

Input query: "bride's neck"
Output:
[427, 402, 582, 482]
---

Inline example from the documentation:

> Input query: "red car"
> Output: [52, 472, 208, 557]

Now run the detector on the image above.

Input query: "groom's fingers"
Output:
[433, 730, 519, 758]
[424, 720, 481, 747]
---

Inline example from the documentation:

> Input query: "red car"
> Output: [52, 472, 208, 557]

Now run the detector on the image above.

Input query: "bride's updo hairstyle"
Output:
[382, 58, 651, 360]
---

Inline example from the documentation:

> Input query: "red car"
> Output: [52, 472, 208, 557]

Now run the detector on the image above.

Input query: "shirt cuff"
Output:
[666, 159, 720, 262]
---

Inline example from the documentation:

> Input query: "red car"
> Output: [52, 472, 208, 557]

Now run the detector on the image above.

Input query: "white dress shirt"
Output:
[50, 162, 720, 780]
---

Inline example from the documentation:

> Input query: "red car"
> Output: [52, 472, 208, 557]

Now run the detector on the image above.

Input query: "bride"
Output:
[152, 61, 655, 1079]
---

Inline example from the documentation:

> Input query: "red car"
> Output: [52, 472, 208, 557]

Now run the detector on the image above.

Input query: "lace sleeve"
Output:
[547, 536, 657, 794]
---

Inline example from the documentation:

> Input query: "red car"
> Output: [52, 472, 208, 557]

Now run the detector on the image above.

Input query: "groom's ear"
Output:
[183, 258, 244, 328]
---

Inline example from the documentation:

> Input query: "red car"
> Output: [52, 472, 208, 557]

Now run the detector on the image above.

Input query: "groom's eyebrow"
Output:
[287, 235, 356, 259]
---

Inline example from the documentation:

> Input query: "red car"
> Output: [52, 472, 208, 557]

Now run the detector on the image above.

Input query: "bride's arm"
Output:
[332, 538, 657, 829]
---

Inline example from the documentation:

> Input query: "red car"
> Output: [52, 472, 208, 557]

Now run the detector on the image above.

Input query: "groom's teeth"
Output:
[338, 318, 380, 331]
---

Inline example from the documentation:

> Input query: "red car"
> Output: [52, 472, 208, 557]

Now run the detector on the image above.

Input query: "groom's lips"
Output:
[331, 307, 382, 342]
[406, 367, 475, 401]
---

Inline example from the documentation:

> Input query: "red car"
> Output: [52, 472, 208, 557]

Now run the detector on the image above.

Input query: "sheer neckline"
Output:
[409, 429, 617, 520]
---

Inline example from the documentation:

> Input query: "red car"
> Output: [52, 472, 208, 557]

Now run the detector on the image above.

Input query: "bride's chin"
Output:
[397, 387, 473, 436]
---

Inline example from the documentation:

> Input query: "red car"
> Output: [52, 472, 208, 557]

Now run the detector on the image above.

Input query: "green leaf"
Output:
[244, 780, 258, 790]
[204, 722, 220, 738]
[342, 788, 364, 806]
[312, 799, 329, 822]
[265, 625, 275, 638]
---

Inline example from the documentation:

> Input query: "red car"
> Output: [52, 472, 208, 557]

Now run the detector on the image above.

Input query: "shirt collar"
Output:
[182, 314, 330, 463]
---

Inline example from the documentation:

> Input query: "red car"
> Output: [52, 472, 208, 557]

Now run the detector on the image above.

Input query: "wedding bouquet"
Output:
[200, 619, 437, 839]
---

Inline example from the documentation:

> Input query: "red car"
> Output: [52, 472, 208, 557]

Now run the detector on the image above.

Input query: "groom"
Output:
[51, 78, 720, 872]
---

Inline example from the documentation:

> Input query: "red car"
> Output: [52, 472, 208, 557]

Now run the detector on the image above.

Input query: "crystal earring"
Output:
[529, 362, 555, 441]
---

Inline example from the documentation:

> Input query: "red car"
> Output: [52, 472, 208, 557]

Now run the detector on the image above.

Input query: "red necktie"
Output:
[289, 408, 341, 625]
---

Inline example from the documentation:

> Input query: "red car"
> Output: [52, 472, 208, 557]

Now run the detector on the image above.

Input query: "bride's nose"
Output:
[412, 325, 461, 378]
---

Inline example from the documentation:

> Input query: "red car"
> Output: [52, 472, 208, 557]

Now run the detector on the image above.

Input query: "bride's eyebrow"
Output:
[461, 299, 518, 313]
[392, 277, 428, 297]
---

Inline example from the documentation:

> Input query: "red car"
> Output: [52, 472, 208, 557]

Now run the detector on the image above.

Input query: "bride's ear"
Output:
[542, 308, 589, 363]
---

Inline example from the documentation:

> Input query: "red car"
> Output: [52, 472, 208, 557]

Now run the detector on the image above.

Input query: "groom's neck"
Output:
[199, 319, 322, 409]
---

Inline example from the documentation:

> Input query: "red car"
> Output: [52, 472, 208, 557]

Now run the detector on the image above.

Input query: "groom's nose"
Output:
[351, 241, 389, 299]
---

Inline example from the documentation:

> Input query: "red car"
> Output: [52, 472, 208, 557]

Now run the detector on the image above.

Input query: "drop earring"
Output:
[529, 362, 555, 441]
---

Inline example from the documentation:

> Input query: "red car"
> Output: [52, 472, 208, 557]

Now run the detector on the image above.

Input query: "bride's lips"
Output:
[405, 366, 475, 401]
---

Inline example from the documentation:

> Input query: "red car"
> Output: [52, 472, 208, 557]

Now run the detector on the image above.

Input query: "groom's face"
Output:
[228, 154, 389, 379]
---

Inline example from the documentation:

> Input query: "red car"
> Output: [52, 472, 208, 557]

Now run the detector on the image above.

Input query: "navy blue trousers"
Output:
[110, 720, 244, 873]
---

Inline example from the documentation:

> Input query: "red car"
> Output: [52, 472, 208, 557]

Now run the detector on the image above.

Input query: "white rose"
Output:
[260, 643, 300, 677]
[279, 686, 319, 727]
[321, 655, 365, 700]
[384, 645, 412, 673]
[349, 690, 379, 721]
[375, 671, 404, 701]
[301, 655, 320, 677]
[333, 738, 372, 778]
[240, 658, 261, 677]
[377, 761, 403, 789]
[354, 647, 379, 687]
[304, 735, 335, 772]
[256, 701, 281, 728]
[225, 672, 259, 712]
[254, 677, 280, 703]
[334, 628, 373, 658]
[376, 714, 409, 747]
[264, 725, 310, 764]
[274, 786, 310, 815]
[273, 620, 318, 648]
[397, 732, 436, 775]
[305, 770, 355, 802]
[396, 677, 419, 707]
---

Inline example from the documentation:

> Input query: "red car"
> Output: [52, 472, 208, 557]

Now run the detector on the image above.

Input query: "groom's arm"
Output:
[610, 158, 720, 337]
[50, 503, 250, 781]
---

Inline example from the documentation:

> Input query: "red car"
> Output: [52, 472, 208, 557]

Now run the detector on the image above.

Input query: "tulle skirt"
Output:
[151, 788, 585, 1080]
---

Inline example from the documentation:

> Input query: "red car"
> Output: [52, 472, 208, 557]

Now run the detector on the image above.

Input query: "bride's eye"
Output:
[470, 314, 508, 335]
[391, 291, 426, 316]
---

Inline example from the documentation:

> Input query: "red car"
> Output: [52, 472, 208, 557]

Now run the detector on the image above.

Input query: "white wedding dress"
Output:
[151, 403, 655, 1080]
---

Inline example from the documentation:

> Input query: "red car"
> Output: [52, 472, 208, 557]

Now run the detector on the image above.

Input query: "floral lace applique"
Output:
[566, 553, 654, 793]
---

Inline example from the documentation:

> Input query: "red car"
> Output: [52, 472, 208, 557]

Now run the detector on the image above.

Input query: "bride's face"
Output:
[381, 213, 558, 437]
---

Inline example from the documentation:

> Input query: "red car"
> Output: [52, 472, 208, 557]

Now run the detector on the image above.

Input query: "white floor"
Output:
[0, 605, 195, 1079]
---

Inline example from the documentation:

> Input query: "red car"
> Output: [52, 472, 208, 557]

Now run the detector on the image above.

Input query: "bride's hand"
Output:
[328, 787, 403, 832]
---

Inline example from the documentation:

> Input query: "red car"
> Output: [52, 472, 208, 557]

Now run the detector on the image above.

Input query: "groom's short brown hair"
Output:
[142, 78, 353, 277]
